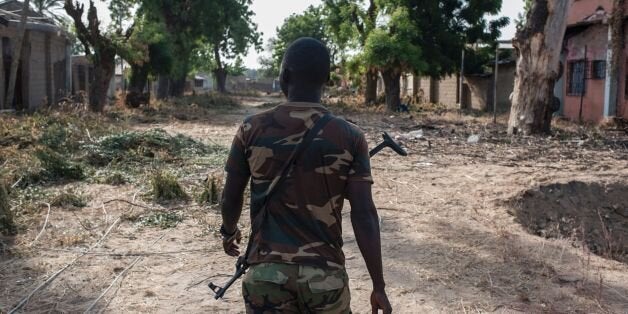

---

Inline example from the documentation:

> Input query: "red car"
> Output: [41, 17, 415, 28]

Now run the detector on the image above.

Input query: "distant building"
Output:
[556, 1, 628, 122]
[0, 0, 71, 110]
[386, 50, 516, 112]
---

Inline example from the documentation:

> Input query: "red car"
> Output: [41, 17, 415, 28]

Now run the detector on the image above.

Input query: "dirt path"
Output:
[1, 103, 627, 313]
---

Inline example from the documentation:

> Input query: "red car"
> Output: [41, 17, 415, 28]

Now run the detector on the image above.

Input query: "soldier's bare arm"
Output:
[347, 181, 392, 314]
[221, 172, 249, 256]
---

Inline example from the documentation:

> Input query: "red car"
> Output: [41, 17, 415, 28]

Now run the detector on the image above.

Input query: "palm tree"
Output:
[31, 0, 65, 24]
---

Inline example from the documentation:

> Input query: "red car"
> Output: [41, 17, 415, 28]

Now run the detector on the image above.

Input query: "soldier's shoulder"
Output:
[330, 115, 366, 137]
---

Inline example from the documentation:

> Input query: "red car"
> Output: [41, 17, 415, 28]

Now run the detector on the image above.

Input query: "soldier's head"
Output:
[280, 37, 330, 101]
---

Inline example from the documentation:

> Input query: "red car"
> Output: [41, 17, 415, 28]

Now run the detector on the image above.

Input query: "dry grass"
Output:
[150, 171, 189, 204]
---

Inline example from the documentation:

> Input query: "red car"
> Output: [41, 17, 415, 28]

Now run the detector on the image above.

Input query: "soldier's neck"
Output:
[287, 89, 322, 104]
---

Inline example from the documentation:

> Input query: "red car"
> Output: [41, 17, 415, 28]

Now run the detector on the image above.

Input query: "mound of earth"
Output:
[511, 181, 628, 263]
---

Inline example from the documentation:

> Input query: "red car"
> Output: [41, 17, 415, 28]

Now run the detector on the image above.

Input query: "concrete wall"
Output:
[0, 25, 68, 110]
[563, 24, 608, 122]
[437, 75, 459, 106]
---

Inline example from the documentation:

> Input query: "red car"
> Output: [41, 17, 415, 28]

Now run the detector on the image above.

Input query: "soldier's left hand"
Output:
[222, 228, 242, 256]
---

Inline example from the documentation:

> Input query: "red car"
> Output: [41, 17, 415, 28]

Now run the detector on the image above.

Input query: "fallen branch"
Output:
[9, 217, 122, 314]
[84, 233, 166, 313]
[30, 203, 51, 246]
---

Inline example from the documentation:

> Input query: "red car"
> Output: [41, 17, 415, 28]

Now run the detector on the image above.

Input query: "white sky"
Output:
[78, 0, 526, 69]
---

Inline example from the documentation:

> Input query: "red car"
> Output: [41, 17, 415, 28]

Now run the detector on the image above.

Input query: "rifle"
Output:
[209, 131, 407, 300]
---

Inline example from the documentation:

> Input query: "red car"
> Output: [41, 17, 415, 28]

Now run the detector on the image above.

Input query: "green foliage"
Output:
[137, 211, 183, 229]
[84, 129, 210, 166]
[386, 0, 509, 77]
[35, 149, 85, 182]
[362, 7, 425, 73]
[51, 191, 88, 209]
[103, 172, 128, 186]
[190, 43, 247, 76]
[262, 3, 354, 77]
[0, 180, 17, 236]
[151, 172, 189, 203]
[32, 0, 66, 24]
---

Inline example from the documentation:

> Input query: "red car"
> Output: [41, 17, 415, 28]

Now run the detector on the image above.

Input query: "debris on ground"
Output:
[0, 180, 17, 236]
[50, 191, 89, 210]
[151, 171, 189, 204]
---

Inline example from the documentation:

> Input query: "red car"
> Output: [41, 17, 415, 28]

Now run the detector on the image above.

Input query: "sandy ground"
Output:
[1, 100, 628, 313]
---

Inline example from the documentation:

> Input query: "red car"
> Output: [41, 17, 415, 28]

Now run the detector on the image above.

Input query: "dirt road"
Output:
[1, 102, 627, 313]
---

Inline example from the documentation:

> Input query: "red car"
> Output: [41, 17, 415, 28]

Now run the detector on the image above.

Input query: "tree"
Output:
[262, 6, 327, 78]
[323, 0, 379, 103]
[205, 0, 261, 93]
[508, 0, 573, 135]
[364, 0, 507, 111]
[362, 7, 425, 110]
[608, 0, 625, 117]
[5, 0, 30, 110]
[32, 0, 66, 23]
[65, 0, 132, 112]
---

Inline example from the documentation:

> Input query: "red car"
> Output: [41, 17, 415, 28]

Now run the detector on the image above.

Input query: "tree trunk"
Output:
[169, 77, 186, 97]
[382, 68, 401, 111]
[508, 0, 574, 135]
[213, 45, 227, 94]
[88, 50, 116, 112]
[365, 68, 378, 104]
[214, 68, 227, 93]
[5, 0, 30, 109]
[157, 75, 169, 99]
[126, 64, 149, 108]
[609, 0, 625, 117]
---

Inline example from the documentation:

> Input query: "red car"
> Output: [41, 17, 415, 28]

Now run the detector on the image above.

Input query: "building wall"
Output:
[29, 31, 46, 108]
[438, 75, 459, 106]
[563, 24, 608, 122]
[568, 0, 613, 25]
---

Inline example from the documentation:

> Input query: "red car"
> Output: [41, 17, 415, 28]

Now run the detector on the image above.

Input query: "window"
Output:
[195, 79, 204, 88]
[591, 60, 606, 79]
[568, 60, 586, 96]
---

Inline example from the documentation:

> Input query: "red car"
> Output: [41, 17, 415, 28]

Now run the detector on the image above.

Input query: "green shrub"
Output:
[151, 172, 189, 203]
[138, 211, 183, 229]
[84, 129, 210, 166]
[0, 180, 17, 236]
[103, 172, 127, 186]
[51, 191, 88, 209]
[35, 149, 85, 182]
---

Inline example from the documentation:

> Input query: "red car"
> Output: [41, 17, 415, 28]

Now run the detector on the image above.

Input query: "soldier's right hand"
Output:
[371, 290, 392, 314]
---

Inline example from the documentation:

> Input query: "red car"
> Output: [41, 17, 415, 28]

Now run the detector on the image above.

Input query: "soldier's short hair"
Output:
[281, 37, 330, 87]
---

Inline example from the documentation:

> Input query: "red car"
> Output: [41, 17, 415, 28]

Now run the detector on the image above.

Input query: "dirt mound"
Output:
[511, 181, 628, 263]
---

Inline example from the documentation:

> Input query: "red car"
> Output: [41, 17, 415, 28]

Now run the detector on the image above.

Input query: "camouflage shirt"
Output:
[225, 102, 373, 269]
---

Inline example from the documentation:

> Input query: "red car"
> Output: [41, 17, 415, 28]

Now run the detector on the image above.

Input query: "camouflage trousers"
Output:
[242, 263, 351, 314]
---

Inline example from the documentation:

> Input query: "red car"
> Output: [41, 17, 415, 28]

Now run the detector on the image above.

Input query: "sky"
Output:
[79, 0, 526, 69]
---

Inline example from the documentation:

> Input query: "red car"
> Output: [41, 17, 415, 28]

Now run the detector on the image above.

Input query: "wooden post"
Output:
[20, 30, 30, 110]
[5, 0, 30, 109]
[45, 33, 52, 105]
[0, 38, 4, 110]
[459, 49, 465, 109]
[493, 45, 499, 123]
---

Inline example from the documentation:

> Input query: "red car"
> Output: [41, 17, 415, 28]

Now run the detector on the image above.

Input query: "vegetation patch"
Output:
[35, 149, 86, 182]
[51, 191, 89, 209]
[137, 211, 183, 229]
[151, 172, 189, 204]
[103, 172, 128, 186]
[197, 175, 221, 206]
[0, 180, 17, 236]
[84, 129, 211, 166]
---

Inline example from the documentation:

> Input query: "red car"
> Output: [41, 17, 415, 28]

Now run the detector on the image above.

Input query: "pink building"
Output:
[559, 0, 628, 122]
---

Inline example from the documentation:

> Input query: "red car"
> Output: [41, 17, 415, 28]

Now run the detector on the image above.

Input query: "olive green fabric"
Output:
[225, 102, 372, 269]
[243, 262, 351, 313]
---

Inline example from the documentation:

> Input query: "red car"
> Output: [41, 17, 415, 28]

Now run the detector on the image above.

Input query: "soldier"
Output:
[220, 37, 392, 314]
